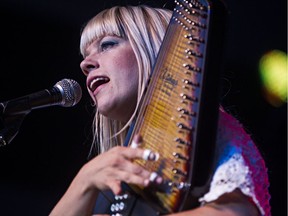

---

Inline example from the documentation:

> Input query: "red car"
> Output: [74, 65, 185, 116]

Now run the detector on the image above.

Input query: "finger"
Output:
[130, 134, 143, 149]
[117, 161, 151, 179]
[106, 160, 163, 189]
[119, 147, 159, 162]
[115, 170, 150, 187]
[119, 169, 163, 186]
[148, 172, 163, 184]
[104, 164, 149, 187]
[130, 135, 159, 161]
[108, 180, 122, 195]
[114, 160, 163, 186]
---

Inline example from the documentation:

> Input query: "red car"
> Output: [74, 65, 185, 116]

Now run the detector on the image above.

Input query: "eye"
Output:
[100, 40, 118, 52]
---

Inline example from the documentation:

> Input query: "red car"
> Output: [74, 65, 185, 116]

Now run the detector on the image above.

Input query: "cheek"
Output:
[124, 52, 138, 81]
[124, 61, 139, 94]
[114, 51, 138, 83]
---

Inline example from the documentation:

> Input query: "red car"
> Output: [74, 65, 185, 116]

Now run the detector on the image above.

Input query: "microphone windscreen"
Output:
[54, 79, 82, 107]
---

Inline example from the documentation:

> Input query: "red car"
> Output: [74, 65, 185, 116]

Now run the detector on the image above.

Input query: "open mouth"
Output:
[89, 77, 110, 92]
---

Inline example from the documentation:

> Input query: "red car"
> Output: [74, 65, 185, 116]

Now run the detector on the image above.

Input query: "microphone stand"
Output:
[0, 104, 28, 146]
[0, 121, 22, 146]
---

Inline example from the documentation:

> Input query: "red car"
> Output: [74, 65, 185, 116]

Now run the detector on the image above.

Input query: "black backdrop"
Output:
[0, 0, 286, 215]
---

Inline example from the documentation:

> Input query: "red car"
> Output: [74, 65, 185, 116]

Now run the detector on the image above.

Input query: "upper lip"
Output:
[87, 75, 110, 93]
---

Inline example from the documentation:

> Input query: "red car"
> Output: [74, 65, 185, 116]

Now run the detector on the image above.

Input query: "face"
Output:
[80, 35, 139, 123]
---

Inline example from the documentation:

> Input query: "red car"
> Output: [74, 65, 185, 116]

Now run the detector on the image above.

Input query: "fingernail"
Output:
[130, 140, 139, 149]
[155, 176, 163, 184]
[149, 172, 158, 182]
[142, 149, 152, 160]
[144, 179, 150, 186]
[148, 172, 163, 184]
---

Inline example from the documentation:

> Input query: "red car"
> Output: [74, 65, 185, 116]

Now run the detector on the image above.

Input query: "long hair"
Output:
[80, 5, 172, 154]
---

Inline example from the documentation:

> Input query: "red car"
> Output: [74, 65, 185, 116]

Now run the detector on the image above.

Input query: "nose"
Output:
[80, 55, 100, 76]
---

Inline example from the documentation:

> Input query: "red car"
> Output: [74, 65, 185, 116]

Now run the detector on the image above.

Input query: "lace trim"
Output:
[199, 153, 265, 215]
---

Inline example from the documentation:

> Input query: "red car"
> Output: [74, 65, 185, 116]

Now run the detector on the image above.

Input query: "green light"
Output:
[259, 50, 287, 107]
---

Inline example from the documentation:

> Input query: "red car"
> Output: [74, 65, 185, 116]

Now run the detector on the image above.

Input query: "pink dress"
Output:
[199, 110, 271, 215]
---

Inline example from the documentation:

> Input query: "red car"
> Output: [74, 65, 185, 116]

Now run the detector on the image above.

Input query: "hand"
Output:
[50, 135, 162, 216]
[79, 134, 161, 195]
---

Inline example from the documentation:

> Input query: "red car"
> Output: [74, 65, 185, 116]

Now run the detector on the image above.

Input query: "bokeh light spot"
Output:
[259, 50, 287, 107]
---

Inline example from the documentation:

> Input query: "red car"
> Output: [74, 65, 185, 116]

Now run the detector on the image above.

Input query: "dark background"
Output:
[0, 0, 286, 215]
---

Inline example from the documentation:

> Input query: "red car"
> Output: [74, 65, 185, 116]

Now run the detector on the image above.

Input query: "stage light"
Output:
[259, 50, 287, 107]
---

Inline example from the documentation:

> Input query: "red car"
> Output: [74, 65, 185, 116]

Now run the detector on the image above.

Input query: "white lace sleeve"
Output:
[199, 110, 271, 216]
[199, 153, 264, 214]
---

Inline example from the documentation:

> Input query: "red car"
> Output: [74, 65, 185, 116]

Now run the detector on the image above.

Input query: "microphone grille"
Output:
[54, 79, 82, 107]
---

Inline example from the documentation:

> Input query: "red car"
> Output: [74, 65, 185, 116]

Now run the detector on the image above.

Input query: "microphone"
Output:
[0, 78, 82, 116]
[0, 78, 82, 146]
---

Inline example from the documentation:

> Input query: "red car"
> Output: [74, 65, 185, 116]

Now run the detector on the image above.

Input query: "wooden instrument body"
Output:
[101, 0, 227, 215]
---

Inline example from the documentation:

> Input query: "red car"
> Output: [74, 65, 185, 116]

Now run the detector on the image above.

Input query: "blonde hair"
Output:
[80, 5, 172, 154]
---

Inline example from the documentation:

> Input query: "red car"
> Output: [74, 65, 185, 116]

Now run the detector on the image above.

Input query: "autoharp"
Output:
[108, 0, 227, 215]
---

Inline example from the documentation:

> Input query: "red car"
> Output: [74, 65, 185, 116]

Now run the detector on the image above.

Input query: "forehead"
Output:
[80, 13, 126, 56]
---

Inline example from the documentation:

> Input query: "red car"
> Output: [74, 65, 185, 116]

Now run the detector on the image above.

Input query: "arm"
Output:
[167, 189, 260, 216]
[49, 166, 99, 216]
[49, 146, 154, 216]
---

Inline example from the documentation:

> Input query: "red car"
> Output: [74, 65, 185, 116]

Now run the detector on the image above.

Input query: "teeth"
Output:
[90, 77, 108, 90]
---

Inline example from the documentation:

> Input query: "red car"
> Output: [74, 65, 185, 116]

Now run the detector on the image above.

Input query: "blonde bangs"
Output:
[80, 8, 126, 56]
